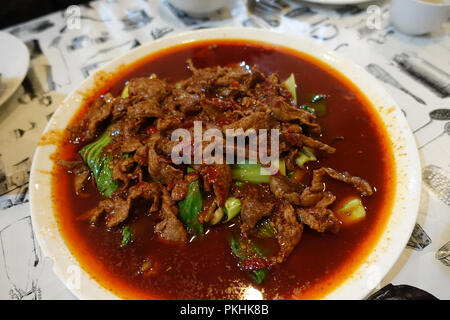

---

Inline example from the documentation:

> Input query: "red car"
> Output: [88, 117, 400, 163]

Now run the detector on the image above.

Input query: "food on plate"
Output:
[53, 41, 395, 299]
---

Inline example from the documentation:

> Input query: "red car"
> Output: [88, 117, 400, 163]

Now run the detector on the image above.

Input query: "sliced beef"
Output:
[57, 160, 90, 194]
[106, 182, 161, 227]
[126, 98, 163, 120]
[68, 93, 114, 143]
[170, 179, 190, 201]
[271, 201, 303, 264]
[297, 187, 324, 207]
[155, 117, 182, 135]
[77, 198, 114, 224]
[147, 134, 184, 185]
[78, 182, 161, 227]
[296, 206, 341, 233]
[168, 89, 202, 115]
[224, 111, 278, 132]
[154, 188, 187, 243]
[296, 190, 340, 233]
[200, 98, 223, 123]
[284, 148, 299, 172]
[127, 77, 169, 102]
[269, 97, 320, 132]
[239, 184, 276, 233]
[269, 175, 305, 205]
[201, 164, 232, 206]
[311, 167, 373, 196]
[283, 132, 336, 154]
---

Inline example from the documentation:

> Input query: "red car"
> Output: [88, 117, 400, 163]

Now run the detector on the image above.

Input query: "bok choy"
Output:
[80, 127, 118, 197]
[295, 146, 317, 168]
[178, 179, 204, 236]
[231, 159, 286, 184]
[230, 234, 268, 284]
[256, 219, 276, 238]
[283, 73, 297, 105]
[223, 197, 241, 222]
[335, 197, 366, 225]
[301, 94, 328, 117]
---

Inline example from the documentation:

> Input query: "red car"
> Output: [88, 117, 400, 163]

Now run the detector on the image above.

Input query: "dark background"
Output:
[1, 0, 90, 29]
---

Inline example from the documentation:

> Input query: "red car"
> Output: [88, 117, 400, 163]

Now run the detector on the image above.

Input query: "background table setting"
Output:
[0, 0, 449, 300]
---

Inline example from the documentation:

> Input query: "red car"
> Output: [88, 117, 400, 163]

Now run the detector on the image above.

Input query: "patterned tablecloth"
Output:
[0, 0, 448, 300]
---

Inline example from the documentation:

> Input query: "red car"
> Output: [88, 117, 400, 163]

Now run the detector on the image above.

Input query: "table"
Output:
[0, 0, 448, 300]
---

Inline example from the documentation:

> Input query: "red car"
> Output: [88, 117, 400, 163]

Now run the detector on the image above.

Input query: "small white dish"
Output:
[390, 0, 450, 35]
[30, 27, 421, 300]
[0, 32, 30, 106]
[167, 0, 229, 17]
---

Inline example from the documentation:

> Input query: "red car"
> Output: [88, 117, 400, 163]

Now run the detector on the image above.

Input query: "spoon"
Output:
[419, 122, 450, 149]
[422, 164, 450, 206]
[413, 108, 450, 133]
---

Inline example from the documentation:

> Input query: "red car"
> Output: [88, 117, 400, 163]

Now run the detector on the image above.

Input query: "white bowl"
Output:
[30, 27, 421, 300]
[390, 0, 450, 36]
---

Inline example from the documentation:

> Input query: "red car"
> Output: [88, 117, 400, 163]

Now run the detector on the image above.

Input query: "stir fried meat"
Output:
[62, 61, 374, 279]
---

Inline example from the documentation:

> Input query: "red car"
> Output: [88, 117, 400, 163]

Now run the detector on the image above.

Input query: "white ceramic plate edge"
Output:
[0, 31, 30, 106]
[29, 27, 421, 300]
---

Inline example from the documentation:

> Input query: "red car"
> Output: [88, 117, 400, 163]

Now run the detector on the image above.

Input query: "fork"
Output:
[247, 0, 286, 27]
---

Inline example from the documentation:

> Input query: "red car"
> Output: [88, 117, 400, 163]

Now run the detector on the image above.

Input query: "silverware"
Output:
[422, 164, 450, 206]
[247, 0, 282, 27]
[284, 6, 316, 19]
[407, 223, 432, 250]
[436, 241, 450, 266]
[419, 122, 450, 150]
[248, 0, 285, 14]
[121, 9, 153, 31]
[394, 53, 450, 99]
[366, 64, 426, 105]
[413, 109, 450, 133]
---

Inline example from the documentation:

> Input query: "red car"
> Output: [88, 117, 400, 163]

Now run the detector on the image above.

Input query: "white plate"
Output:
[29, 27, 421, 300]
[0, 32, 30, 106]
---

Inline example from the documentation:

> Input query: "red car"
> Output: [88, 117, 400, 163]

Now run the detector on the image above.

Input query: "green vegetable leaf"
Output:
[283, 73, 297, 105]
[235, 181, 244, 187]
[295, 146, 317, 168]
[80, 126, 118, 197]
[178, 179, 203, 236]
[230, 234, 244, 259]
[121, 84, 129, 98]
[310, 94, 327, 117]
[121, 225, 132, 247]
[256, 219, 276, 238]
[251, 268, 267, 285]
[302, 105, 315, 115]
[229, 234, 268, 284]
[231, 161, 270, 184]
[224, 197, 241, 222]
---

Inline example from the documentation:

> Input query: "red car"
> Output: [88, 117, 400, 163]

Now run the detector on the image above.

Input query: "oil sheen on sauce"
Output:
[52, 40, 396, 300]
